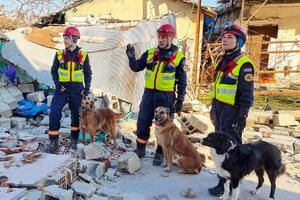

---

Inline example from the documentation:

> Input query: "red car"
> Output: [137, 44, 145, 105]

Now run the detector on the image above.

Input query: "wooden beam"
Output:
[257, 70, 300, 74]
[255, 91, 300, 95]
[240, 0, 245, 25]
[192, 0, 202, 92]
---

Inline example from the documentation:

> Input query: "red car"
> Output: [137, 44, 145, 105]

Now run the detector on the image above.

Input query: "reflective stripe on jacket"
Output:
[57, 49, 87, 82]
[210, 54, 255, 105]
[144, 47, 184, 91]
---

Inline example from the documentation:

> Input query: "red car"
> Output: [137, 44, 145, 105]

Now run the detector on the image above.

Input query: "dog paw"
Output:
[250, 188, 261, 195]
[164, 167, 171, 172]
[218, 195, 228, 200]
[178, 169, 185, 174]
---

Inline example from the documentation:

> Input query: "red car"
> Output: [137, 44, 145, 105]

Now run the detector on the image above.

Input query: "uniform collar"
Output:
[222, 49, 241, 61]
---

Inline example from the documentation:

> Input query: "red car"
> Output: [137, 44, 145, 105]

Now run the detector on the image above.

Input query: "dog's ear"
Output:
[91, 100, 94, 108]
[166, 107, 170, 115]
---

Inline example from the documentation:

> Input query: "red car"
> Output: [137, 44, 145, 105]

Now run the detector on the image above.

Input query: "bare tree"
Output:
[6, 0, 77, 25]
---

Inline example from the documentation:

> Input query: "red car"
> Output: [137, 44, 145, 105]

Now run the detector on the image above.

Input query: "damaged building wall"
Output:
[64, 0, 198, 48]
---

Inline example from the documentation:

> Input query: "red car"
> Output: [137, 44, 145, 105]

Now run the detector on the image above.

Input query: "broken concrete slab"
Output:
[11, 117, 26, 129]
[117, 152, 140, 174]
[42, 185, 73, 200]
[272, 128, 290, 136]
[104, 168, 117, 181]
[0, 101, 12, 117]
[0, 87, 18, 109]
[71, 181, 96, 199]
[1, 154, 70, 185]
[26, 91, 45, 103]
[0, 187, 26, 200]
[294, 141, 300, 154]
[84, 143, 108, 160]
[291, 130, 300, 138]
[188, 114, 214, 134]
[6, 85, 23, 102]
[121, 132, 137, 150]
[270, 135, 297, 143]
[24, 189, 42, 200]
[18, 132, 37, 142]
[18, 83, 35, 93]
[254, 112, 273, 125]
[273, 114, 298, 127]
[258, 127, 273, 138]
[279, 110, 300, 121]
[0, 117, 11, 129]
[243, 131, 263, 140]
[96, 187, 122, 197]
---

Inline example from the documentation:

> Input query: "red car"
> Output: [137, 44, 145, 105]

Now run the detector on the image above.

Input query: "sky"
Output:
[197, 0, 218, 7]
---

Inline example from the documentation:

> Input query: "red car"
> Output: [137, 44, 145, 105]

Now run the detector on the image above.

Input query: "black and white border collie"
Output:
[200, 132, 285, 200]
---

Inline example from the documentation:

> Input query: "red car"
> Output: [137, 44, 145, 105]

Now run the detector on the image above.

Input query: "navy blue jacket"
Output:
[216, 49, 254, 116]
[51, 46, 92, 94]
[128, 45, 187, 101]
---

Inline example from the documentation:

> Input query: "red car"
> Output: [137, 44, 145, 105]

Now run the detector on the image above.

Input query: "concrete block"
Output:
[258, 127, 273, 138]
[6, 85, 23, 102]
[253, 124, 270, 132]
[188, 114, 214, 134]
[181, 102, 193, 112]
[0, 87, 18, 109]
[121, 132, 137, 150]
[84, 143, 108, 160]
[243, 131, 263, 140]
[294, 141, 300, 154]
[11, 117, 26, 129]
[18, 132, 37, 142]
[263, 138, 294, 154]
[95, 162, 106, 180]
[18, 83, 34, 93]
[291, 130, 300, 138]
[27, 91, 45, 103]
[272, 128, 290, 136]
[0, 117, 11, 129]
[104, 168, 116, 181]
[24, 189, 42, 200]
[42, 185, 73, 200]
[0, 101, 12, 117]
[77, 143, 85, 159]
[71, 181, 96, 199]
[270, 135, 297, 143]
[273, 114, 298, 127]
[255, 112, 272, 125]
[279, 110, 300, 121]
[117, 152, 140, 174]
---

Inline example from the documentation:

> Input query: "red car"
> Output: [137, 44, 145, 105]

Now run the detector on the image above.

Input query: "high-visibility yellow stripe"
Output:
[136, 137, 148, 144]
[48, 130, 59, 135]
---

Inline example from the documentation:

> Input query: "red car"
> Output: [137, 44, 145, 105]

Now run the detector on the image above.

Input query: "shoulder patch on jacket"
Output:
[244, 67, 252, 73]
[244, 74, 253, 82]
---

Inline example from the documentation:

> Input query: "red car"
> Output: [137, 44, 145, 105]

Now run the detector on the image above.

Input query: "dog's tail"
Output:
[279, 163, 286, 175]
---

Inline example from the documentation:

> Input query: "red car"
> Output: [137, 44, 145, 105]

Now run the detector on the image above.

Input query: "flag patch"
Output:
[244, 68, 252, 73]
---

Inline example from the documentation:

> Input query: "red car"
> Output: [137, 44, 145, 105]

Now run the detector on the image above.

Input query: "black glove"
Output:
[175, 100, 183, 113]
[126, 44, 135, 59]
[234, 114, 247, 133]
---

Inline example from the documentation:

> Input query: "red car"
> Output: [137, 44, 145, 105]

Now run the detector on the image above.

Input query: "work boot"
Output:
[45, 138, 59, 154]
[134, 142, 146, 158]
[70, 138, 78, 150]
[153, 145, 163, 166]
[208, 177, 225, 197]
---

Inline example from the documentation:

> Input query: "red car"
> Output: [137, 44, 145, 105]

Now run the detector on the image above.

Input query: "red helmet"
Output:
[157, 24, 176, 37]
[63, 26, 80, 39]
[222, 23, 246, 42]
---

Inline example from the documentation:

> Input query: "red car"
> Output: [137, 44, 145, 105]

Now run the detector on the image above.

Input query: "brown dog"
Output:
[79, 96, 126, 148]
[154, 106, 204, 174]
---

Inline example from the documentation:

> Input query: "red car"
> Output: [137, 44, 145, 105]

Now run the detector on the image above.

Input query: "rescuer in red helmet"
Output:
[45, 26, 92, 154]
[126, 24, 187, 166]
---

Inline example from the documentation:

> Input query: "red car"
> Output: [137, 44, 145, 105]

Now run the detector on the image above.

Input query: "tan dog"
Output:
[154, 106, 204, 174]
[79, 96, 126, 148]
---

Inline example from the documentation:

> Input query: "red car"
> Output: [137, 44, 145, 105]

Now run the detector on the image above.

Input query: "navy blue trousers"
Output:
[49, 84, 83, 140]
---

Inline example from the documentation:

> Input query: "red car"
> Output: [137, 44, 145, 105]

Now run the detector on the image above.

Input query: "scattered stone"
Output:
[181, 187, 196, 198]
[11, 117, 26, 129]
[121, 132, 137, 150]
[95, 162, 106, 180]
[84, 143, 108, 160]
[71, 181, 97, 199]
[0, 117, 11, 129]
[96, 187, 122, 197]
[243, 131, 263, 140]
[293, 154, 300, 162]
[258, 127, 273, 138]
[0, 87, 18, 109]
[104, 168, 117, 181]
[273, 114, 298, 127]
[27, 91, 45, 103]
[254, 112, 272, 125]
[0, 101, 12, 117]
[291, 130, 300, 138]
[294, 141, 300, 154]
[117, 152, 140, 174]
[18, 83, 35, 93]
[161, 173, 169, 177]
[77, 143, 85, 159]
[18, 132, 37, 142]
[42, 185, 73, 200]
